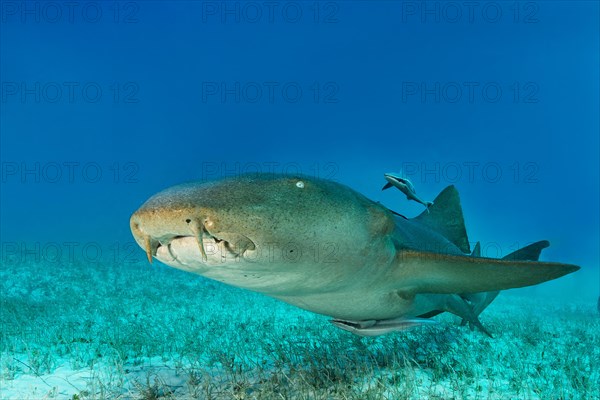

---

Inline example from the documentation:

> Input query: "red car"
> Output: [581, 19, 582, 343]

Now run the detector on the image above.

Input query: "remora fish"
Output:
[382, 172, 434, 211]
[130, 174, 579, 336]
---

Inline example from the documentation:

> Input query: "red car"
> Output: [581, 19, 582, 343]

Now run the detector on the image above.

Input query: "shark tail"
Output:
[462, 240, 552, 317]
[502, 240, 550, 261]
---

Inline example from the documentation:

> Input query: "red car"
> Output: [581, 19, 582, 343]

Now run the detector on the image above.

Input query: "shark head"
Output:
[130, 173, 396, 294]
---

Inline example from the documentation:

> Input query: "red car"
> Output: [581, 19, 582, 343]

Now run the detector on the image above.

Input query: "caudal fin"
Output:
[503, 240, 549, 261]
[461, 240, 553, 325]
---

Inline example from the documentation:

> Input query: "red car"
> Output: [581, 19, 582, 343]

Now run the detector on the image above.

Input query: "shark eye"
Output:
[296, 181, 305, 188]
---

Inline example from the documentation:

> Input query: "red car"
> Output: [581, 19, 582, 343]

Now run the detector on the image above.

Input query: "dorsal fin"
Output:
[471, 241, 481, 257]
[413, 185, 470, 254]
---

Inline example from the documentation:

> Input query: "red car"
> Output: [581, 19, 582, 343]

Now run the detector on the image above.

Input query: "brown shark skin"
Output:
[130, 174, 580, 333]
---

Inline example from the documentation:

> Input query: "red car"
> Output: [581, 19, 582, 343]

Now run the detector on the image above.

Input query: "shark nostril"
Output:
[130, 220, 143, 237]
[185, 219, 191, 223]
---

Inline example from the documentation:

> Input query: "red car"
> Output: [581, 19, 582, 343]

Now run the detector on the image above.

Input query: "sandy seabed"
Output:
[1, 258, 598, 400]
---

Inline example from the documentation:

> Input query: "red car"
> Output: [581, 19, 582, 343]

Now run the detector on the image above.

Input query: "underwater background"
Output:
[1, 1, 599, 398]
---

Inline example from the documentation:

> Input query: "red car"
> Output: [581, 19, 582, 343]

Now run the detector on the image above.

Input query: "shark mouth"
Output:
[139, 220, 256, 265]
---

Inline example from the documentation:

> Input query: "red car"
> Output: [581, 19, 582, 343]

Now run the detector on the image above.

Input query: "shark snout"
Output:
[130, 206, 208, 263]
[130, 205, 256, 265]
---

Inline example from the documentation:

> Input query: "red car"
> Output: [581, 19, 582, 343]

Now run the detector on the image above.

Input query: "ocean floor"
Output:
[1, 256, 598, 399]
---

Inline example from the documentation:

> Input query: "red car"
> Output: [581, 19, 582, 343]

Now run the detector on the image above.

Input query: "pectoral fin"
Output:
[394, 250, 579, 296]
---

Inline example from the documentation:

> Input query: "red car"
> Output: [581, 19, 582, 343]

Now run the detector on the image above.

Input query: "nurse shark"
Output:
[130, 174, 579, 336]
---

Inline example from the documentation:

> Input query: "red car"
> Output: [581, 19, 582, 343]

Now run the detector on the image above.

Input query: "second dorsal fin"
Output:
[471, 241, 481, 257]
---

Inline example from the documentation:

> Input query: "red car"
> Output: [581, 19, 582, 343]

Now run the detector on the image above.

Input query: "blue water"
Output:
[0, 2, 599, 397]
[2, 1, 598, 297]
